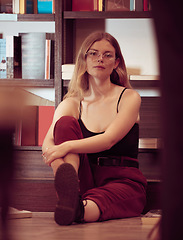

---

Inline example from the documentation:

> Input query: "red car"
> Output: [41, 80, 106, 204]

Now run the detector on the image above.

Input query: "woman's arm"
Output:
[43, 89, 141, 165]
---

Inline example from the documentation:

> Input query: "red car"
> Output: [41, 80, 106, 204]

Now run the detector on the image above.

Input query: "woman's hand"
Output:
[42, 142, 70, 166]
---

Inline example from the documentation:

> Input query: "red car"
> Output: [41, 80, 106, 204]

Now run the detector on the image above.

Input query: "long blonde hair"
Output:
[64, 31, 131, 99]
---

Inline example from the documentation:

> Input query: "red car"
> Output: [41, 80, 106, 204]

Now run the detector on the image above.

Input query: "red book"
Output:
[72, 0, 98, 11]
[143, 0, 148, 11]
[21, 106, 38, 146]
[38, 106, 55, 146]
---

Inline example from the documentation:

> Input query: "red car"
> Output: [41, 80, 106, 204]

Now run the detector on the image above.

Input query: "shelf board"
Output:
[63, 79, 160, 89]
[14, 146, 42, 151]
[0, 79, 54, 88]
[130, 80, 160, 88]
[17, 14, 55, 21]
[64, 11, 152, 19]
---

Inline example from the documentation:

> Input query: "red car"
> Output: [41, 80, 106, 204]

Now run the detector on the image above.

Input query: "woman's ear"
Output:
[114, 58, 120, 69]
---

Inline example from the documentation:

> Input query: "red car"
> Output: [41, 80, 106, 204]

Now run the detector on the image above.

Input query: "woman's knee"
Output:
[54, 116, 83, 144]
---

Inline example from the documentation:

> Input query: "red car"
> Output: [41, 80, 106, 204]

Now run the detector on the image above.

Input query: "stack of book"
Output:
[14, 104, 55, 146]
[0, 32, 54, 80]
[72, 0, 151, 12]
[0, 0, 55, 14]
[0, 0, 152, 14]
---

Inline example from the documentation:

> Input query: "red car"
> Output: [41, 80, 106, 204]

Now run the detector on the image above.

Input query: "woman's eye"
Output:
[104, 53, 112, 58]
[90, 51, 97, 56]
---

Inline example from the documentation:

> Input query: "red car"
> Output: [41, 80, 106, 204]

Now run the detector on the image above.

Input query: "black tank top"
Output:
[78, 88, 139, 159]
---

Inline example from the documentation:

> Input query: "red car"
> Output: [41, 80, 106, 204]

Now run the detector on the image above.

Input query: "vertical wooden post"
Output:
[54, 0, 63, 107]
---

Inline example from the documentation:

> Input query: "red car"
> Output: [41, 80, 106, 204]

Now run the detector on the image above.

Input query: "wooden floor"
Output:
[3, 212, 157, 240]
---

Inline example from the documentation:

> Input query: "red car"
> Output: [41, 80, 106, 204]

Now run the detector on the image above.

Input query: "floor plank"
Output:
[4, 212, 156, 240]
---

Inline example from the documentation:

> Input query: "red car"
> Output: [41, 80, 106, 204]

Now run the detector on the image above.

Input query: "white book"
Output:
[129, 75, 160, 81]
[62, 64, 75, 73]
[13, 0, 19, 14]
[139, 138, 161, 149]
[0, 207, 32, 219]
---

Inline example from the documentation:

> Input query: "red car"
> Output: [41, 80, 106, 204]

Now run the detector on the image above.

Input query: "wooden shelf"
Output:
[130, 80, 160, 88]
[0, 13, 55, 21]
[64, 11, 152, 19]
[63, 79, 160, 89]
[0, 79, 54, 88]
[14, 146, 42, 151]
[17, 14, 55, 21]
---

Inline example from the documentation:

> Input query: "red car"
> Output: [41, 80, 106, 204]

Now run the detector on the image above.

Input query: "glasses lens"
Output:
[86, 50, 115, 61]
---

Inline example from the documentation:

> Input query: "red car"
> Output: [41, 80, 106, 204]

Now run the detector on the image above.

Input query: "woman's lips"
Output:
[94, 66, 105, 69]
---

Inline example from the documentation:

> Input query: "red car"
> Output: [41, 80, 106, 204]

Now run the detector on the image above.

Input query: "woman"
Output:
[42, 31, 147, 225]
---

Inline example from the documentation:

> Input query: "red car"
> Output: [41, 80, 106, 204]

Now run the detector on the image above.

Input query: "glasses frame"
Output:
[85, 50, 116, 62]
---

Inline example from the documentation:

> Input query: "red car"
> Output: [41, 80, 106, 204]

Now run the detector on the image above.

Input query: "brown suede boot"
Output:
[54, 163, 84, 225]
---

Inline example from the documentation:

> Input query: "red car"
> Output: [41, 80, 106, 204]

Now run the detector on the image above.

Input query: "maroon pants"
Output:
[54, 116, 147, 221]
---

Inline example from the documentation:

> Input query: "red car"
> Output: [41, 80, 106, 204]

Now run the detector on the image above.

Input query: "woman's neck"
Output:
[85, 76, 115, 99]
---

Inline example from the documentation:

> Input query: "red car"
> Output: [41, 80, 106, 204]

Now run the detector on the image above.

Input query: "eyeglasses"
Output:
[86, 50, 116, 61]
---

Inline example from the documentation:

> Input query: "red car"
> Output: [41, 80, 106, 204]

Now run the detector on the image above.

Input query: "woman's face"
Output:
[86, 39, 119, 80]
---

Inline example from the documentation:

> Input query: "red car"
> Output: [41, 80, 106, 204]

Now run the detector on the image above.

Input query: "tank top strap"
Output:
[117, 88, 127, 113]
[79, 101, 82, 119]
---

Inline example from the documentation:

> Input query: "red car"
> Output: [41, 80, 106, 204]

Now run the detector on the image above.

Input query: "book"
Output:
[62, 64, 75, 80]
[20, 32, 46, 79]
[26, 0, 34, 14]
[141, 209, 161, 225]
[6, 35, 22, 79]
[13, 0, 19, 13]
[2, 207, 32, 219]
[130, 0, 134, 11]
[0, 0, 13, 13]
[134, 0, 143, 11]
[18, 0, 37, 14]
[0, 38, 6, 79]
[21, 106, 38, 146]
[45, 39, 51, 79]
[129, 75, 160, 80]
[72, 0, 99, 11]
[19, 0, 25, 13]
[139, 138, 161, 149]
[38, 106, 54, 146]
[143, 0, 150, 11]
[105, 0, 130, 11]
[37, 0, 54, 14]
[50, 39, 54, 79]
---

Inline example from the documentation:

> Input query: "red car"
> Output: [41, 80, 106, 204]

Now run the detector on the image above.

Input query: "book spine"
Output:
[13, 0, 20, 14]
[6, 36, 14, 79]
[26, 0, 34, 14]
[20, 32, 46, 79]
[135, 0, 143, 11]
[45, 39, 51, 79]
[105, 0, 130, 11]
[37, 0, 53, 14]
[14, 36, 22, 78]
[0, 0, 13, 13]
[72, 0, 95, 11]
[50, 39, 55, 79]
[21, 106, 38, 146]
[0, 39, 7, 79]
[19, 0, 26, 14]
[38, 106, 54, 146]
[130, 0, 135, 11]
[143, 0, 148, 11]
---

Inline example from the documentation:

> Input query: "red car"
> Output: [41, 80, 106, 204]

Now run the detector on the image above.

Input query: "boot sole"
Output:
[54, 163, 79, 225]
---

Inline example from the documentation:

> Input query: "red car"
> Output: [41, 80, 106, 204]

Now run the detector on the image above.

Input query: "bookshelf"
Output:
[1, 0, 161, 212]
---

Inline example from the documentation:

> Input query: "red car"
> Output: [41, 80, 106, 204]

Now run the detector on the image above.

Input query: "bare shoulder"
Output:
[53, 97, 80, 122]
[117, 88, 141, 111]
[123, 88, 141, 102]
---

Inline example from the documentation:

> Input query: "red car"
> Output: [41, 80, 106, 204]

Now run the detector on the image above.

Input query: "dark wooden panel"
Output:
[11, 180, 57, 212]
[14, 150, 53, 180]
[139, 97, 161, 138]
[139, 150, 162, 180]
